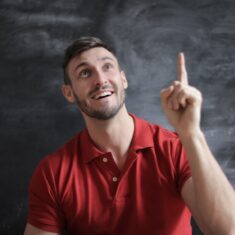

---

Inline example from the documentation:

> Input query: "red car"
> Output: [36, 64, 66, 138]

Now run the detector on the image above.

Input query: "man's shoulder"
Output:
[133, 114, 179, 140]
[29, 130, 86, 195]
[38, 130, 85, 170]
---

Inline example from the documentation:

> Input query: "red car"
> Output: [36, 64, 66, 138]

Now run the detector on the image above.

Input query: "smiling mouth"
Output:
[92, 91, 114, 100]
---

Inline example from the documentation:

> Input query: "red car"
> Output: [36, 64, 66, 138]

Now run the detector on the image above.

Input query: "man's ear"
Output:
[61, 84, 76, 103]
[121, 70, 128, 89]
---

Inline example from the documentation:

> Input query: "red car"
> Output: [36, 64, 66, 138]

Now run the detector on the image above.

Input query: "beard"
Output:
[73, 86, 126, 120]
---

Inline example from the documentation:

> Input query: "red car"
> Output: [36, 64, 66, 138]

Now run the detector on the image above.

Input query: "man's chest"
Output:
[59, 150, 189, 234]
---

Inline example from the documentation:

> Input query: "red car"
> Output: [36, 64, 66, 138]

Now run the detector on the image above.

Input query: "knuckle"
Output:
[173, 80, 180, 86]
[174, 83, 183, 92]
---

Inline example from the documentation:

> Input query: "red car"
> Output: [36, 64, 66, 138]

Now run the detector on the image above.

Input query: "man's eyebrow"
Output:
[98, 56, 115, 62]
[74, 56, 115, 72]
[74, 62, 88, 73]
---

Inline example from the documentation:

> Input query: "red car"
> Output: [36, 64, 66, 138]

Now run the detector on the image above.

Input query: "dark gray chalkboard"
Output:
[0, 0, 235, 234]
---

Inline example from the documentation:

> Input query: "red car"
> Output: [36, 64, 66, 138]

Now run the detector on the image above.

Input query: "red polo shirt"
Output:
[28, 114, 192, 235]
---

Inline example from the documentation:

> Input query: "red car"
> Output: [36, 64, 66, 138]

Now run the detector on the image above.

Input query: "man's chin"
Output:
[83, 109, 119, 120]
[77, 96, 126, 121]
[80, 103, 125, 121]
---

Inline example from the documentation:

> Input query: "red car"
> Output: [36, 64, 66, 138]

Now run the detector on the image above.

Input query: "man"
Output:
[24, 37, 235, 235]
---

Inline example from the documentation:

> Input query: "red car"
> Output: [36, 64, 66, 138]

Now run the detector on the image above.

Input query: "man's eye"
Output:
[79, 69, 91, 78]
[103, 63, 113, 71]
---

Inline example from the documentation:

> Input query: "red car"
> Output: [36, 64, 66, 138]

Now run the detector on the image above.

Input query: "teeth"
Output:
[93, 91, 112, 100]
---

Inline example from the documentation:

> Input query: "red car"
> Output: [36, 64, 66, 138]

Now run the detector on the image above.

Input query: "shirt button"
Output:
[112, 176, 118, 182]
[102, 157, 108, 163]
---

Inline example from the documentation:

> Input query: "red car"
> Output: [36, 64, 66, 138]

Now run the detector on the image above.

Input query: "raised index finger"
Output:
[178, 52, 188, 85]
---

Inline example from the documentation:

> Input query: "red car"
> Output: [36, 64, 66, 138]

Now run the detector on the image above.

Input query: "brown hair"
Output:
[62, 36, 116, 84]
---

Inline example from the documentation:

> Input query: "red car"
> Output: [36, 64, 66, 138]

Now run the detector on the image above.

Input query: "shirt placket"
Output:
[97, 153, 121, 197]
[98, 151, 139, 201]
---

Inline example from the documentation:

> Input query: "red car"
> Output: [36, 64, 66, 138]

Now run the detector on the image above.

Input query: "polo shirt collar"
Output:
[80, 129, 106, 163]
[129, 113, 154, 151]
[80, 113, 154, 163]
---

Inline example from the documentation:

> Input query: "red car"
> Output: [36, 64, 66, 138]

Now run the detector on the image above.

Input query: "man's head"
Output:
[63, 37, 117, 85]
[61, 36, 128, 120]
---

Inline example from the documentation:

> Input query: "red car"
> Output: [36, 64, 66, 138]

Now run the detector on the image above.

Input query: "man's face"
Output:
[64, 47, 128, 120]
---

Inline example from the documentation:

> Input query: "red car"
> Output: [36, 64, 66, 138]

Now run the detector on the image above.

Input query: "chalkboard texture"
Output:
[0, 0, 235, 234]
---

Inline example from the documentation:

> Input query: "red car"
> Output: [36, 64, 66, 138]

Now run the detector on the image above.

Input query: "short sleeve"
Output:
[172, 138, 192, 193]
[27, 157, 65, 233]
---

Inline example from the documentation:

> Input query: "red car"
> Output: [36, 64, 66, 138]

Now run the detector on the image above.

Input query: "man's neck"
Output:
[83, 106, 134, 170]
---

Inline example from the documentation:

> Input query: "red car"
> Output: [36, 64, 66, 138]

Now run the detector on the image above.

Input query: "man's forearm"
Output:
[179, 130, 235, 235]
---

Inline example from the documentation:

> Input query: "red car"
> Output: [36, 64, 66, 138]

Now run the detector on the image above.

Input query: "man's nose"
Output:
[94, 69, 107, 87]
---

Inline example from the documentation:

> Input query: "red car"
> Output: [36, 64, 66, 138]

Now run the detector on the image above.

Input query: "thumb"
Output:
[160, 85, 173, 100]
[160, 85, 174, 108]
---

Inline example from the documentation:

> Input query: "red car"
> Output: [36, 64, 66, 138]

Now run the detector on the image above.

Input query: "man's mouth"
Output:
[92, 91, 114, 100]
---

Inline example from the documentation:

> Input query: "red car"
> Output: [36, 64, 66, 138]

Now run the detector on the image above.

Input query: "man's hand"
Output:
[161, 53, 235, 235]
[160, 53, 202, 135]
